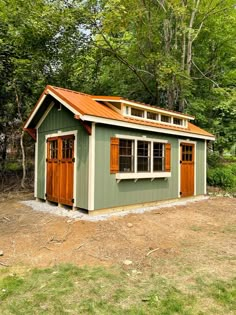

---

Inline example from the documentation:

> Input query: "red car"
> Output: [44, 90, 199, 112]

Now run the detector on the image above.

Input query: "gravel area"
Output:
[22, 195, 209, 222]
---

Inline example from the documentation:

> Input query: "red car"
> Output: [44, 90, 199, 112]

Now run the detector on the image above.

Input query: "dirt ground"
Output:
[0, 195, 235, 278]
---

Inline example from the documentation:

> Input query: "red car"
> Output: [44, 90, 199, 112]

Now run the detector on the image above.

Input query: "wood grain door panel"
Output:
[180, 143, 194, 197]
[46, 135, 74, 206]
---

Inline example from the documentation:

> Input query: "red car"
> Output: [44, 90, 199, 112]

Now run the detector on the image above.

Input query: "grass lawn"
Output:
[0, 264, 235, 314]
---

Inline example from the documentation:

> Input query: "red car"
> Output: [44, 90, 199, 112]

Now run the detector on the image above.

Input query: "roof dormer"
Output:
[93, 96, 194, 129]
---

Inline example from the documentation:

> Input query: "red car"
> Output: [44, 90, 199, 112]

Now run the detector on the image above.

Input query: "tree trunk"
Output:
[20, 130, 26, 189]
[186, 0, 201, 76]
[14, 80, 26, 189]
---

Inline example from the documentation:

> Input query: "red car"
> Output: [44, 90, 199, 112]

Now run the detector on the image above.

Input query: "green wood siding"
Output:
[36, 106, 89, 209]
[94, 125, 179, 210]
[94, 125, 206, 210]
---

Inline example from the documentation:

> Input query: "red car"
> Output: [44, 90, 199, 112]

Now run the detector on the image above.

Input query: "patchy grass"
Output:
[0, 265, 235, 314]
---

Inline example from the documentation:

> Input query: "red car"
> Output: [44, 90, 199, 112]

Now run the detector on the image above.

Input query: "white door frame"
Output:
[44, 130, 78, 206]
[178, 139, 197, 197]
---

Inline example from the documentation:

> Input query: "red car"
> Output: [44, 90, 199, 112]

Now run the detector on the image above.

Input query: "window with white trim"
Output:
[119, 139, 134, 172]
[131, 108, 144, 118]
[153, 143, 164, 171]
[161, 115, 171, 123]
[111, 137, 171, 176]
[147, 111, 158, 121]
[137, 141, 150, 172]
[173, 117, 183, 125]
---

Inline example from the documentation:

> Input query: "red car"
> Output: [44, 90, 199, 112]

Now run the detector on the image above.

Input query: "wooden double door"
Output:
[46, 135, 75, 206]
[180, 143, 195, 197]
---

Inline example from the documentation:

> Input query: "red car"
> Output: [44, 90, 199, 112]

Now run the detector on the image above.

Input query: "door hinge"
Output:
[72, 157, 75, 163]
[45, 193, 47, 197]
[71, 198, 74, 203]
[180, 192, 182, 196]
[46, 158, 48, 162]
[180, 160, 182, 164]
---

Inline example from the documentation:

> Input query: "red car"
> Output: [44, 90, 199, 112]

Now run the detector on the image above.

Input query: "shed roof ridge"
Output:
[47, 86, 193, 119]
[49, 85, 93, 98]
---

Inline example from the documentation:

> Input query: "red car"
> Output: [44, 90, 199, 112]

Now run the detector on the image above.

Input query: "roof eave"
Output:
[80, 115, 215, 141]
[23, 85, 83, 129]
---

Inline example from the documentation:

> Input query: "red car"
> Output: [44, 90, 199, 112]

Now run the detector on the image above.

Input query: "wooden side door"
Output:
[58, 135, 74, 206]
[180, 143, 195, 197]
[46, 135, 75, 206]
[46, 137, 59, 203]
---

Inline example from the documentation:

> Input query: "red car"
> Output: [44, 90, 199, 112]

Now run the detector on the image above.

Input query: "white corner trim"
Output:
[178, 140, 197, 197]
[34, 129, 38, 198]
[24, 94, 47, 128]
[204, 140, 207, 195]
[81, 115, 215, 141]
[88, 123, 96, 211]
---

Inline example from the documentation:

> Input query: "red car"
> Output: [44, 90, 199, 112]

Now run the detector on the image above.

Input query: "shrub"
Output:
[207, 151, 221, 168]
[207, 166, 236, 189]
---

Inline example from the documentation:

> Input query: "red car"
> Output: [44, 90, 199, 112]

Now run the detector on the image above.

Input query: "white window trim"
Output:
[115, 135, 170, 182]
[44, 130, 78, 206]
[122, 105, 188, 129]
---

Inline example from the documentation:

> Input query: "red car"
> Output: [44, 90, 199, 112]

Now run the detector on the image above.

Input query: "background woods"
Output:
[0, 0, 235, 190]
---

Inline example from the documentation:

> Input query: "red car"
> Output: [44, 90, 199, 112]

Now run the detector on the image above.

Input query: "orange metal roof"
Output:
[24, 85, 214, 139]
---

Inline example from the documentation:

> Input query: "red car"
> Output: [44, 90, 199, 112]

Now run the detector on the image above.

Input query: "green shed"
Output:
[24, 85, 215, 214]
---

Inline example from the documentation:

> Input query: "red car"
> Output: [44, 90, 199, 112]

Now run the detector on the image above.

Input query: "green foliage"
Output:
[207, 151, 221, 168]
[4, 161, 22, 172]
[0, 0, 236, 162]
[207, 165, 236, 189]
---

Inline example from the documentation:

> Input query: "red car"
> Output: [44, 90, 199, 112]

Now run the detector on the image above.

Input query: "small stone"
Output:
[123, 259, 133, 265]
[127, 223, 133, 228]
[0, 250, 4, 256]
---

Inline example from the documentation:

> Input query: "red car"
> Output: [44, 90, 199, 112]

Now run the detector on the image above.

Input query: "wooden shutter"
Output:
[165, 143, 171, 172]
[110, 137, 119, 173]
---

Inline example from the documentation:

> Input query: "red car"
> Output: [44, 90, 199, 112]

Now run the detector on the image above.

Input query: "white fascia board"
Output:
[48, 90, 81, 116]
[36, 102, 54, 129]
[25, 90, 83, 129]
[24, 94, 47, 128]
[80, 115, 215, 141]
[93, 98, 194, 120]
